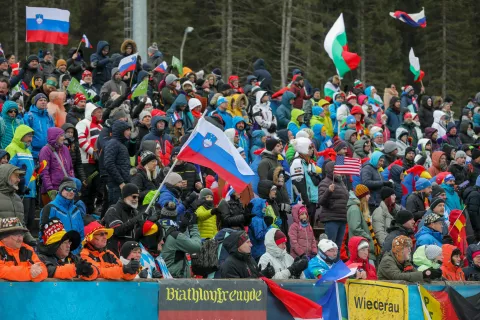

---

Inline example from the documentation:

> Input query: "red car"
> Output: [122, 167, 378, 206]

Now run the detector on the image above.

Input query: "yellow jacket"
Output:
[195, 205, 217, 239]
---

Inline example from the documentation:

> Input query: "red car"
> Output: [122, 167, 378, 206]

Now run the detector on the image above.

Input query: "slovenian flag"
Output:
[118, 53, 138, 77]
[390, 8, 427, 28]
[26, 7, 70, 45]
[82, 34, 92, 48]
[324, 13, 361, 78]
[177, 116, 255, 192]
[154, 61, 168, 74]
[409, 48, 425, 83]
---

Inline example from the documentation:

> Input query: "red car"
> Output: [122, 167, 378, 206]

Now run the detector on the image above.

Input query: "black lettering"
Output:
[367, 301, 372, 309]
[394, 304, 399, 313]
[354, 297, 363, 308]
[378, 302, 383, 311]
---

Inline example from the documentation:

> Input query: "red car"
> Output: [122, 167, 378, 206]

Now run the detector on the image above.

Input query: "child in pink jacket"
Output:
[288, 204, 318, 258]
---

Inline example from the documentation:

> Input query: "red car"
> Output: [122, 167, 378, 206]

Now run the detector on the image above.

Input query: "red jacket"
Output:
[441, 244, 465, 281]
[289, 75, 312, 109]
[345, 236, 377, 280]
[288, 204, 317, 258]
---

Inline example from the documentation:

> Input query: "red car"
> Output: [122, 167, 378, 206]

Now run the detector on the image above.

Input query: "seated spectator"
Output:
[381, 210, 415, 255]
[259, 229, 308, 279]
[415, 212, 444, 247]
[217, 188, 250, 230]
[119, 241, 145, 278]
[288, 204, 317, 259]
[38, 218, 97, 280]
[346, 236, 377, 280]
[417, 197, 448, 236]
[0, 217, 48, 282]
[80, 217, 138, 280]
[463, 243, 480, 281]
[441, 244, 465, 281]
[372, 187, 401, 248]
[305, 239, 339, 279]
[248, 198, 271, 261]
[413, 245, 443, 281]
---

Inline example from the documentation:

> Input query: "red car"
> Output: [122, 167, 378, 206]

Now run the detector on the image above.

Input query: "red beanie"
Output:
[274, 230, 287, 245]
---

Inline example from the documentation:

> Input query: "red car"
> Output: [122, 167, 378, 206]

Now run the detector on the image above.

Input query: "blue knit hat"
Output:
[443, 174, 455, 184]
[217, 96, 228, 107]
[346, 115, 356, 125]
[416, 178, 432, 191]
[446, 122, 456, 133]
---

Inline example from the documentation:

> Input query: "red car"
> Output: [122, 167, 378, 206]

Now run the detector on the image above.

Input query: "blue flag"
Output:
[315, 260, 352, 285]
[317, 283, 340, 320]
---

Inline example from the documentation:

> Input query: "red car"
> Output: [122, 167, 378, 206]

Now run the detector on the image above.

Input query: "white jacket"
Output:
[252, 91, 276, 135]
[431, 110, 447, 138]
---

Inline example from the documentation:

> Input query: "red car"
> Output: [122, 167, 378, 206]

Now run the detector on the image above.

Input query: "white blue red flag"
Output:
[177, 116, 255, 192]
[389, 7, 426, 28]
[81, 34, 92, 48]
[334, 155, 361, 176]
[0, 43, 3, 56]
[26, 7, 70, 45]
[118, 53, 138, 77]
[154, 61, 168, 74]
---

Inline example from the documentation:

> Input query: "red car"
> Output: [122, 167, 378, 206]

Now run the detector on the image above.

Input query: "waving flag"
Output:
[26, 7, 70, 45]
[334, 155, 361, 176]
[172, 56, 182, 75]
[390, 8, 426, 28]
[324, 13, 361, 78]
[118, 53, 138, 77]
[132, 78, 148, 99]
[0, 43, 3, 56]
[81, 34, 92, 48]
[11, 62, 20, 76]
[449, 209, 467, 257]
[409, 48, 425, 83]
[30, 160, 47, 182]
[316, 260, 355, 284]
[177, 116, 254, 192]
[154, 61, 168, 74]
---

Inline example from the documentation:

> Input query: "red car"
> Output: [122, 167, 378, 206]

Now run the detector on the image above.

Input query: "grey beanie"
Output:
[139, 110, 152, 121]
[164, 172, 183, 186]
[384, 141, 398, 154]
[455, 150, 467, 160]
[58, 178, 76, 192]
[199, 188, 213, 199]
[110, 108, 128, 121]
[166, 74, 179, 86]
[425, 245, 443, 260]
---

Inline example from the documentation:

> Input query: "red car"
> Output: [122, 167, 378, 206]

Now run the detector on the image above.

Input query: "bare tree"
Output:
[226, 0, 233, 76]
[221, 0, 227, 74]
[441, 0, 447, 97]
[358, 0, 365, 82]
[280, 0, 292, 87]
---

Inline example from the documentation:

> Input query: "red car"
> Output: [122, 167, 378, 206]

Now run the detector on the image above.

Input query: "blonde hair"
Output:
[359, 197, 370, 221]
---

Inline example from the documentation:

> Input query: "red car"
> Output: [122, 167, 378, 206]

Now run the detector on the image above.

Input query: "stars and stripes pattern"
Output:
[334, 155, 361, 176]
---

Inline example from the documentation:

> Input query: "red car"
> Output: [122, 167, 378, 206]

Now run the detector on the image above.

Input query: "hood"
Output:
[252, 130, 266, 147]
[85, 103, 100, 121]
[312, 106, 324, 117]
[257, 180, 274, 200]
[431, 151, 445, 168]
[228, 75, 239, 87]
[250, 198, 267, 217]
[171, 94, 188, 111]
[140, 140, 157, 155]
[222, 230, 246, 255]
[96, 40, 110, 56]
[350, 106, 364, 121]
[324, 160, 335, 179]
[424, 127, 438, 140]
[68, 47, 83, 58]
[281, 91, 295, 109]
[232, 93, 248, 110]
[290, 109, 305, 126]
[442, 244, 460, 271]
[232, 116, 246, 131]
[389, 165, 404, 183]
[151, 116, 169, 134]
[369, 151, 384, 167]
[268, 166, 285, 185]
[348, 236, 369, 262]
[433, 110, 446, 124]
[0, 149, 8, 161]
[137, 70, 148, 83]
[312, 124, 324, 141]
[111, 120, 131, 141]
[413, 245, 440, 269]
[11, 125, 34, 149]
[265, 228, 287, 258]
[421, 96, 432, 109]
[246, 75, 257, 83]
[473, 113, 480, 125]
[47, 127, 65, 146]
[0, 164, 22, 194]
[417, 138, 431, 154]
[347, 191, 360, 207]
[354, 138, 368, 157]
[1, 101, 18, 119]
[466, 243, 480, 265]
[345, 129, 356, 142]
[120, 39, 138, 54]
[292, 203, 308, 223]
[255, 90, 268, 105]
[459, 121, 472, 135]
[111, 67, 120, 79]
[396, 128, 409, 141]
[253, 59, 266, 71]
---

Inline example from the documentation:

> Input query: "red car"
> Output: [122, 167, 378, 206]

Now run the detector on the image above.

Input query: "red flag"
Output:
[449, 209, 467, 257]
[30, 160, 47, 182]
[262, 277, 323, 319]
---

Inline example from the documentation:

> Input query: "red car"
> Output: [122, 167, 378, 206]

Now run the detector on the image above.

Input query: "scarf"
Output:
[366, 218, 381, 256]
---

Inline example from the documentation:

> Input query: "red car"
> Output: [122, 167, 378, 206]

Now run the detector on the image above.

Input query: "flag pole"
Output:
[448, 206, 466, 234]
[75, 40, 83, 55]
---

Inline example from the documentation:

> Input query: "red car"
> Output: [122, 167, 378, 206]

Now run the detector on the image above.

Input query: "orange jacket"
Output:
[38, 253, 99, 281]
[81, 244, 137, 280]
[0, 241, 48, 282]
[441, 244, 465, 281]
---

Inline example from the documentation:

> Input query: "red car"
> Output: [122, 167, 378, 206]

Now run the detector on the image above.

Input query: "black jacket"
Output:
[67, 48, 88, 81]
[219, 231, 261, 278]
[135, 122, 150, 151]
[258, 151, 279, 181]
[418, 97, 434, 131]
[449, 163, 468, 186]
[405, 192, 427, 221]
[218, 198, 246, 230]
[463, 243, 480, 281]
[463, 186, 480, 236]
[38, 251, 80, 278]
[104, 120, 132, 185]
[131, 167, 160, 203]
[318, 161, 349, 222]
[66, 107, 85, 127]
[173, 162, 201, 196]
[381, 223, 414, 255]
[61, 123, 87, 182]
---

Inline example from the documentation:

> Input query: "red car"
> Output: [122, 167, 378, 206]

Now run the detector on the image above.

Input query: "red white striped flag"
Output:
[334, 155, 361, 176]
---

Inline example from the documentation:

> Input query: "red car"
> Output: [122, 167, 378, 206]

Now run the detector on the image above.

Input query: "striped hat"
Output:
[355, 184, 370, 199]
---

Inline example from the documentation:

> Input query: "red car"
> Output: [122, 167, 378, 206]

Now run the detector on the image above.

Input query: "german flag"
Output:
[418, 285, 459, 320]
[30, 160, 47, 182]
[447, 285, 480, 320]
[449, 209, 467, 257]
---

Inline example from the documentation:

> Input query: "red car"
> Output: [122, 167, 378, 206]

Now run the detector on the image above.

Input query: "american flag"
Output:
[334, 155, 361, 176]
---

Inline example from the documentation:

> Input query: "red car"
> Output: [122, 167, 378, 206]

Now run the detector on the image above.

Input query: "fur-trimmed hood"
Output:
[268, 166, 285, 186]
[232, 93, 248, 110]
[120, 39, 138, 54]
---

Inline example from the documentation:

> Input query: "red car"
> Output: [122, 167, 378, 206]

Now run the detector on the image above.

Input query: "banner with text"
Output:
[158, 279, 267, 320]
[346, 279, 409, 320]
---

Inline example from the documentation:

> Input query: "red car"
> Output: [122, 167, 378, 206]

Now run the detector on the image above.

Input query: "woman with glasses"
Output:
[0, 100, 23, 149]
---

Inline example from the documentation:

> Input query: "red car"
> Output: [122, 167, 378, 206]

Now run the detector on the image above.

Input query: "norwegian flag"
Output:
[334, 155, 361, 176]
[81, 34, 92, 48]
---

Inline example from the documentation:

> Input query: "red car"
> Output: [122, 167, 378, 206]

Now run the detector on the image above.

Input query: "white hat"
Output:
[318, 239, 338, 252]
[292, 137, 311, 155]
[188, 98, 202, 111]
[145, 97, 152, 105]
[295, 130, 309, 139]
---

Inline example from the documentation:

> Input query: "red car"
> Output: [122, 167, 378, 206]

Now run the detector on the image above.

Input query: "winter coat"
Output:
[218, 197, 246, 230]
[381, 223, 415, 255]
[100, 67, 127, 98]
[90, 41, 113, 87]
[252, 91, 276, 135]
[441, 183, 461, 211]
[463, 186, 480, 236]
[459, 121, 475, 145]
[291, 155, 320, 205]
[0, 241, 48, 282]
[81, 243, 136, 280]
[289, 81, 311, 109]
[463, 244, 480, 281]
[195, 204, 217, 239]
[61, 123, 86, 182]
[448, 163, 468, 186]
[66, 48, 88, 81]
[372, 201, 401, 246]
[5, 125, 37, 200]
[250, 130, 266, 162]
[415, 226, 443, 247]
[276, 91, 295, 129]
[353, 138, 370, 159]
[248, 198, 271, 259]
[142, 116, 173, 167]
[304, 253, 335, 279]
[311, 106, 334, 138]
[259, 228, 297, 279]
[23, 105, 55, 158]
[157, 185, 186, 222]
[288, 204, 317, 258]
[39, 128, 74, 193]
[104, 200, 141, 256]
[360, 152, 385, 206]
[441, 244, 465, 281]
[38, 249, 97, 280]
[432, 110, 447, 138]
[0, 101, 23, 149]
[414, 138, 433, 169]
[425, 128, 440, 152]
[413, 245, 442, 272]
[232, 116, 250, 163]
[104, 120, 132, 186]
[385, 107, 402, 139]
[173, 161, 200, 195]
[428, 151, 446, 177]
[346, 192, 375, 259]
[346, 236, 378, 280]
[219, 230, 261, 278]
[287, 109, 308, 137]
[405, 192, 427, 221]
[38, 194, 86, 254]
[76, 103, 103, 164]
[377, 251, 423, 282]
[253, 59, 272, 92]
[418, 97, 435, 131]
[258, 151, 279, 181]
[318, 161, 349, 222]
[66, 106, 85, 126]
[131, 167, 159, 203]
[398, 122, 419, 150]
[227, 93, 249, 120]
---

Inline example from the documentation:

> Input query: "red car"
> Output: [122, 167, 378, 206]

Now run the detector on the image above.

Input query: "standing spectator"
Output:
[194, 188, 217, 239]
[258, 138, 282, 181]
[161, 74, 179, 111]
[418, 96, 434, 131]
[90, 41, 112, 92]
[289, 75, 311, 109]
[156, 173, 186, 221]
[62, 123, 87, 184]
[385, 97, 402, 139]
[131, 151, 160, 204]
[10, 55, 42, 94]
[398, 113, 419, 149]
[252, 91, 276, 136]
[248, 198, 271, 261]
[80, 70, 99, 101]
[142, 116, 173, 167]
[66, 93, 86, 126]
[0, 101, 23, 149]
[381, 210, 415, 255]
[40, 51, 55, 76]
[147, 42, 163, 67]
[288, 204, 317, 258]
[100, 68, 127, 103]
[372, 187, 401, 247]
[67, 48, 88, 81]
[405, 178, 432, 221]
[253, 59, 272, 92]
[428, 151, 447, 178]
[217, 188, 250, 230]
[361, 151, 391, 212]
[432, 110, 448, 137]
[276, 91, 295, 129]
[463, 176, 480, 241]
[39, 127, 74, 205]
[135, 110, 152, 148]
[346, 237, 378, 280]
[441, 244, 465, 281]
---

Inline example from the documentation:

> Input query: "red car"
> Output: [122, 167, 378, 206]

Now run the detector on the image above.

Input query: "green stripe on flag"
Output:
[410, 65, 420, 81]
[331, 35, 351, 77]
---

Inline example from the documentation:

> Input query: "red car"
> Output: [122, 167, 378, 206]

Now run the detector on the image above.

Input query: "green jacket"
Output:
[346, 192, 375, 259]
[161, 223, 202, 278]
[413, 245, 441, 272]
[378, 252, 423, 282]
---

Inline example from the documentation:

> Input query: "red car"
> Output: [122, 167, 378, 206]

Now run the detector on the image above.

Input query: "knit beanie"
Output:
[56, 59, 67, 68]
[274, 230, 287, 246]
[358, 240, 369, 251]
[455, 150, 467, 160]
[292, 137, 311, 155]
[392, 235, 412, 262]
[139, 110, 152, 121]
[110, 108, 128, 121]
[295, 130, 310, 139]
[164, 172, 183, 186]
[199, 188, 213, 199]
[266, 138, 280, 151]
[58, 178, 77, 193]
[396, 210, 414, 225]
[380, 187, 395, 200]
[384, 141, 398, 154]
[160, 201, 177, 218]
[424, 212, 443, 225]
[473, 149, 480, 161]
[355, 184, 370, 199]
[430, 197, 445, 211]
[34, 93, 47, 105]
[27, 55, 39, 63]
[188, 98, 202, 111]
[237, 231, 249, 248]
[425, 245, 443, 260]
[74, 93, 86, 105]
[121, 183, 139, 199]
[345, 115, 356, 125]
[140, 151, 157, 166]
[333, 140, 347, 152]
[120, 241, 140, 259]
[415, 178, 431, 191]
[431, 185, 446, 198]
[443, 174, 455, 184]
[147, 42, 159, 54]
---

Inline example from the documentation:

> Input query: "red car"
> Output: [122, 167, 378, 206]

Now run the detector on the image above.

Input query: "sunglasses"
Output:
[131, 195, 139, 200]
[7, 109, 17, 114]
[95, 232, 109, 237]
[64, 187, 77, 192]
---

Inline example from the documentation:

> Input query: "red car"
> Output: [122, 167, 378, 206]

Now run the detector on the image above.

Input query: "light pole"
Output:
[180, 26, 194, 66]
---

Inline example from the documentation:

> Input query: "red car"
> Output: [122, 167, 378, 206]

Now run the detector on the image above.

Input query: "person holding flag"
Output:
[100, 68, 127, 104]
[90, 40, 112, 92]
[66, 47, 87, 81]
[120, 39, 141, 82]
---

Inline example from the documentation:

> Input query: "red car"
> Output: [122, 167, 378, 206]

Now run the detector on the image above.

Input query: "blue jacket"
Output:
[0, 101, 23, 149]
[248, 198, 270, 259]
[232, 116, 250, 163]
[90, 41, 113, 86]
[385, 107, 402, 139]
[39, 194, 86, 254]
[23, 105, 54, 159]
[415, 226, 443, 247]
[312, 124, 332, 151]
[250, 130, 265, 162]
[276, 91, 295, 129]
[157, 184, 186, 222]
[441, 183, 462, 211]
[329, 101, 342, 134]
[253, 59, 272, 92]
[167, 94, 195, 131]
[211, 108, 233, 129]
[304, 253, 334, 279]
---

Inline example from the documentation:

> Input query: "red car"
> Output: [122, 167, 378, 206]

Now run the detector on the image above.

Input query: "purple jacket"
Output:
[39, 127, 74, 193]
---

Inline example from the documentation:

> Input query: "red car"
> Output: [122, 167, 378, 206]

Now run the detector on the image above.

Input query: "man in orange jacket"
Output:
[0, 217, 48, 282]
[38, 218, 98, 280]
[80, 216, 139, 280]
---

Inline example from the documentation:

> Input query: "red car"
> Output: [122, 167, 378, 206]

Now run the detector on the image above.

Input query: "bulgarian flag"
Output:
[324, 13, 361, 78]
[409, 48, 425, 82]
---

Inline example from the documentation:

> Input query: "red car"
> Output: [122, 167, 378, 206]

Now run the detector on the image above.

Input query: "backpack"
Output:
[191, 238, 219, 277]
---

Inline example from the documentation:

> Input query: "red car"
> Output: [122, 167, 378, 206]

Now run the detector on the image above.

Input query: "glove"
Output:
[267, 123, 277, 133]
[383, 181, 394, 188]
[179, 215, 190, 231]
[138, 268, 149, 279]
[244, 213, 255, 227]
[430, 268, 443, 280]
[130, 127, 139, 140]
[259, 262, 275, 279]
[152, 268, 162, 278]
[422, 268, 433, 280]
[75, 259, 94, 277]
[123, 259, 141, 275]
[288, 257, 309, 278]
[211, 208, 221, 216]
[189, 212, 198, 226]
[280, 203, 291, 214]
[264, 216, 274, 227]
[11, 92, 22, 101]
[47, 190, 58, 200]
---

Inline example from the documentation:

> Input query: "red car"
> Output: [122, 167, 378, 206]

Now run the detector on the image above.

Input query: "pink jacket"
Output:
[288, 204, 317, 258]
